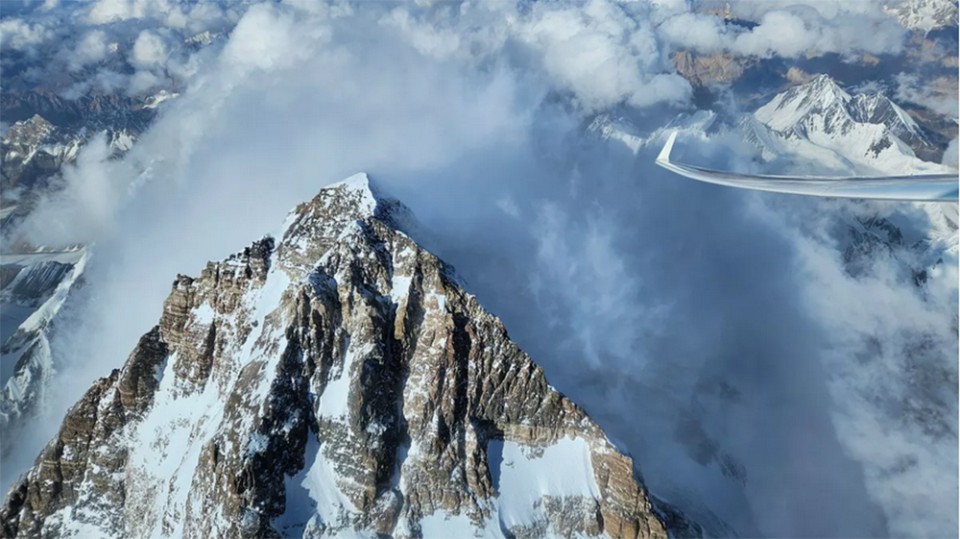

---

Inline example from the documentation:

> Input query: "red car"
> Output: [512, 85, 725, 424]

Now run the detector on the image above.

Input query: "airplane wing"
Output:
[654, 131, 959, 202]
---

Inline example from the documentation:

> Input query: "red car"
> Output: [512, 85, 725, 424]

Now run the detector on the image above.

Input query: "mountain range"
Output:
[0, 46, 956, 537]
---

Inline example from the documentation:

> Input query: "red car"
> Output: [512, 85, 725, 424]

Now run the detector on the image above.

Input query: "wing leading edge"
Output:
[654, 131, 959, 202]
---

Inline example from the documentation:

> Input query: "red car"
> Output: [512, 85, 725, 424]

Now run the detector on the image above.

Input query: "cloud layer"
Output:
[659, 3, 908, 58]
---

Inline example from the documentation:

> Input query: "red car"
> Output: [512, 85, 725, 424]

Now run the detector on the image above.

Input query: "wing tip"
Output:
[656, 130, 677, 165]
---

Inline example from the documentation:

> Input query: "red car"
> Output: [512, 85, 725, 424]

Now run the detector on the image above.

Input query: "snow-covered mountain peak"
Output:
[754, 74, 927, 144]
[884, 0, 959, 32]
[276, 173, 416, 277]
[1, 176, 669, 539]
[752, 74, 949, 175]
[325, 172, 378, 211]
[804, 73, 851, 98]
[288, 173, 408, 229]
[754, 74, 853, 133]
[2, 105, 146, 224]
[4, 115, 56, 146]
[327, 171, 373, 191]
[791, 74, 850, 103]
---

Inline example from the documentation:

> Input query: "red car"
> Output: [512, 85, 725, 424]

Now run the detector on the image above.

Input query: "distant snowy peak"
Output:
[0, 248, 87, 461]
[753, 74, 947, 174]
[303, 172, 387, 222]
[756, 74, 926, 144]
[2, 113, 139, 198]
[587, 115, 646, 154]
[755, 74, 853, 134]
[885, 0, 959, 32]
[140, 90, 179, 110]
[754, 74, 926, 139]
[1, 177, 669, 539]
[275, 173, 418, 276]
[589, 76, 947, 177]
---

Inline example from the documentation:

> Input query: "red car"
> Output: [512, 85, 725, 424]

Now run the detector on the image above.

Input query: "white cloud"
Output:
[372, 0, 691, 111]
[730, 0, 895, 21]
[86, 0, 230, 31]
[129, 29, 167, 70]
[380, 8, 462, 59]
[87, 0, 144, 24]
[8, 0, 689, 111]
[943, 137, 958, 168]
[221, 4, 312, 73]
[658, 4, 906, 58]
[182, 2, 230, 34]
[127, 69, 163, 95]
[66, 30, 111, 71]
[759, 197, 959, 539]
[0, 0, 234, 100]
[894, 72, 960, 118]
[515, 0, 691, 110]
[87, 0, 171, 24]
[0, 18, 51, 50]
[21, 133, 133, 243]
[658, 12, 732, 54]
[733, 10, 818, 57]
[529, 201, 668, 365]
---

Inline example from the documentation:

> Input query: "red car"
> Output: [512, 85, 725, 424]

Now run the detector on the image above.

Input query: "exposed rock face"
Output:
[671, 51, 745, 88]
[0, 174, 667, 539]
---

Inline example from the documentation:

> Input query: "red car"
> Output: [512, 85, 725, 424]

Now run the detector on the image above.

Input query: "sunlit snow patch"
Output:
[275, 434, 367, 538]
[489, 436, 601, 530]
